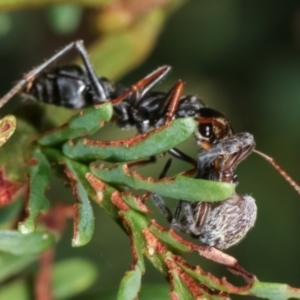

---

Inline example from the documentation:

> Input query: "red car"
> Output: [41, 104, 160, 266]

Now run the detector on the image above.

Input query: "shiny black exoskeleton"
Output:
[26, 65, 114, 109]
[24, 64, 212, 133]
[23, 63, 233, 146]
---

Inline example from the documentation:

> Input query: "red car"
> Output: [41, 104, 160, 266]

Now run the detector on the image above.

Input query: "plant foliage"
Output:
[0, 1, 299, 299]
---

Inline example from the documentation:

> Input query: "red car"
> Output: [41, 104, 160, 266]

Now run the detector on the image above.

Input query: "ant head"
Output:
[194, 108, 234, 150]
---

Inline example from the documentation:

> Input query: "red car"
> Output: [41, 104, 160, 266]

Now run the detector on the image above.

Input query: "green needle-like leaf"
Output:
[0, 230, 55, 255]
[85, 172, 121, 222]
[91, 163, 234, 202]
[170, 269, 195, 300]
[41, 148, 95, 247]
[63, 161, 95, 247]
[18, 150, 51, 234]
[174, 259, 300, 299]
[38, 102, 113, 146]
[244, 281, 300, 299]
[117, 267, 142, 300]
[111, 192, 149, 299]
[63, 118, 197, 162]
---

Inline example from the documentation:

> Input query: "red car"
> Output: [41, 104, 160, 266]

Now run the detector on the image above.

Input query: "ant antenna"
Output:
[254, 149, 300, 195]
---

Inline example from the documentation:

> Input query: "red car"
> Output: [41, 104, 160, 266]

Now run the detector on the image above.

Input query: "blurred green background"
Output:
[1, 1, 300, 299]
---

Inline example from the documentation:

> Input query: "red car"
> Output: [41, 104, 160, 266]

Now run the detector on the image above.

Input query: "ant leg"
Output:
[168, 147, 197, 176]
[171, 200, 194, 234]
[173, 200, 190, 222]
[137, 80, 184, 130]
[151, 80, 185, 125]
[168, 148, 194, 165]
[139, 66, 172, 100]
[73, 41, 107, 101]
[151, 194, 173, 223]
[0, 40, 107, 108]
[164, 80, 184, 124]
[111, 66, 171, 105]
[150, 158, 173, 221]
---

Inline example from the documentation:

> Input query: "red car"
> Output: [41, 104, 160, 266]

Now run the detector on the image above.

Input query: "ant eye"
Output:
[199, 123, 212, 138]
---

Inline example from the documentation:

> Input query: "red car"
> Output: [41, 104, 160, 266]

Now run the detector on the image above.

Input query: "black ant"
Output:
[0, 40, 235, 167]
[0, 40, 227, 139]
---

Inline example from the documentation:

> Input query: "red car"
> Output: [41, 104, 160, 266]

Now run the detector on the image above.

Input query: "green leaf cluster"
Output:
[0, 0, 299, 299]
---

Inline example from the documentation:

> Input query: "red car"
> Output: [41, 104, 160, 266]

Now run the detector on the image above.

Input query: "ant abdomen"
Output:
[25, 65, 115, 109]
